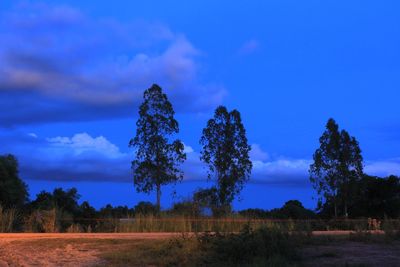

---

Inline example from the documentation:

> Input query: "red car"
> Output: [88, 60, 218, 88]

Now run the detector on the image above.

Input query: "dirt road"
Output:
[0, 233, 181, 267]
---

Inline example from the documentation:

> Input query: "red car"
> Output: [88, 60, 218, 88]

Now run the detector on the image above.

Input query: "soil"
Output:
[0, 233, 179, 267]
[301, 240, 400, 267]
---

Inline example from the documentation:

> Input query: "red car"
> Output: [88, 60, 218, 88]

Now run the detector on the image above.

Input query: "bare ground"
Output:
[0, 232, 399, 267]
[0, 233, 179, 267]
[301, 241, 400, 267]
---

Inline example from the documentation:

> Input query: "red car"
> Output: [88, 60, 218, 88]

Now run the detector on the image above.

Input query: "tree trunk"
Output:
[344, 201, 348, 218]
[156, 183, 161, 212]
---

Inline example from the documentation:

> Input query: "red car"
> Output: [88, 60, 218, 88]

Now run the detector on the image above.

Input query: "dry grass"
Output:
[0, 206, 17, 232]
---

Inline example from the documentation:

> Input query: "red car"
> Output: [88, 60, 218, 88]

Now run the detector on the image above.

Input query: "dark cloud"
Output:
[0, 3, 226, 127]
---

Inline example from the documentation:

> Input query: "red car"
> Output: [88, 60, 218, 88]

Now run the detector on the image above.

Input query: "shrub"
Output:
[196, 225, 302, 266]
[0, 205, 17, 232]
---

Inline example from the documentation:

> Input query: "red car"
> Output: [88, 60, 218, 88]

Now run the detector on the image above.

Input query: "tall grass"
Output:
[108, 217, 376, 233]
[24, 209, 58, 233]
[0, 205, 18, 232]
[3, 208, 400, 234]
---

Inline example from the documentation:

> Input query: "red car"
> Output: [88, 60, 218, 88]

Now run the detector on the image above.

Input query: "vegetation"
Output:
[0, 154, 28, 208]
[1, 87, 400, 238]
[310, 118, 363, 218]
[200, 106, 252, 215]
[130, 84, 186, 211]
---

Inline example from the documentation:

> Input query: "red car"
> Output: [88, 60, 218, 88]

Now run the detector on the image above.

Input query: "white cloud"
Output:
[46, 133, 124, 159]
[364, 159, 400, 177]
[28, 133, 38, 138]
[183, 143, 194, 154]
[250, 144, 270, 161]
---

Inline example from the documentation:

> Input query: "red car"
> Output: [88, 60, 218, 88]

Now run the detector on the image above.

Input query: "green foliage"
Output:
[130, 84, 186, 210]
[0, 154, 29, 208]
[310, 118, 363, 217]
[200, 106, 252, 209]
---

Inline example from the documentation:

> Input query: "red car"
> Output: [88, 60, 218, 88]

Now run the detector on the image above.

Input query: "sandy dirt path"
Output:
[0, 233, 181, 267]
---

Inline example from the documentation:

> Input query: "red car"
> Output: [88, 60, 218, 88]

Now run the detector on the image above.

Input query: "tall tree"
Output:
[200, 106, 252, 212]
[309, 118, 363, 217]
[130, 84, 186, 211]
[0, 154, 28, 208]
[338, 130, 363, 217]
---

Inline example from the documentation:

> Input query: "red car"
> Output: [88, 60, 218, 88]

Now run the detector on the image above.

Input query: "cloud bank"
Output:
[0, 3, 226, 126]
[1, 132, 399, 187]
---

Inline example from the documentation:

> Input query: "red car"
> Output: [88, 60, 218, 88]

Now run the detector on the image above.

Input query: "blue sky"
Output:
[1, 1, 400, 210]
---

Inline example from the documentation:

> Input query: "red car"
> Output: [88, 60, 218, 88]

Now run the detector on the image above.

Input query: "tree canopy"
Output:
[200, 106, 252, 211]
[310, 118, 363, 217]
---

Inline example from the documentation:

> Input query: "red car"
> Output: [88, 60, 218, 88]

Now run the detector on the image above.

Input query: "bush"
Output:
[196, 225, 302, 266]
[24, 208, 59, 233]
[0, 205, 18, 232]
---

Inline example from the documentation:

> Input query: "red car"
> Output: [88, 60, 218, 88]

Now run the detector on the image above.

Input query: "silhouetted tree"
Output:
[30, 191, 54, 210]
[310, 119, 363, 218]
[30, 188, 80, 214]
[168, 200, 201, 217]
[193, 187, 221, 216]
[99, 204, 133, 218]
[277, 200, 316, 219]
[200, 106, 252, 213]
[340, 175, 400, 218]
[0, 154, 28, 208]
[239, 200, 316, 219]
[133, 201, 158, 216]
[130, 84, 186, 211]
[77, 201, 97, 230]
[52, 187, 81, 215]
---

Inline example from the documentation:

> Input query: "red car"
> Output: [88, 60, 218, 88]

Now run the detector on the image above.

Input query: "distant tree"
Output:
[238, 208, 270, 219]
[77, 201, 97, 230]
[130, 84, 186, 211]
[238, 201, 316, 220]
[30, 191, 54, 210]
[348, 175, 400, 219]
[53, 188, 80, 213]
[277, 200, 316, 219]
[99, 204, 133, 218]
[30, 188, 80, 214]
[0, 154, 28, 208]
[200, 106, 252, 213]
[193, 187, 221, 216]
[133, 201, 158, 216]
[169, 200, 201, 217]
[310, 119, 363, 218]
